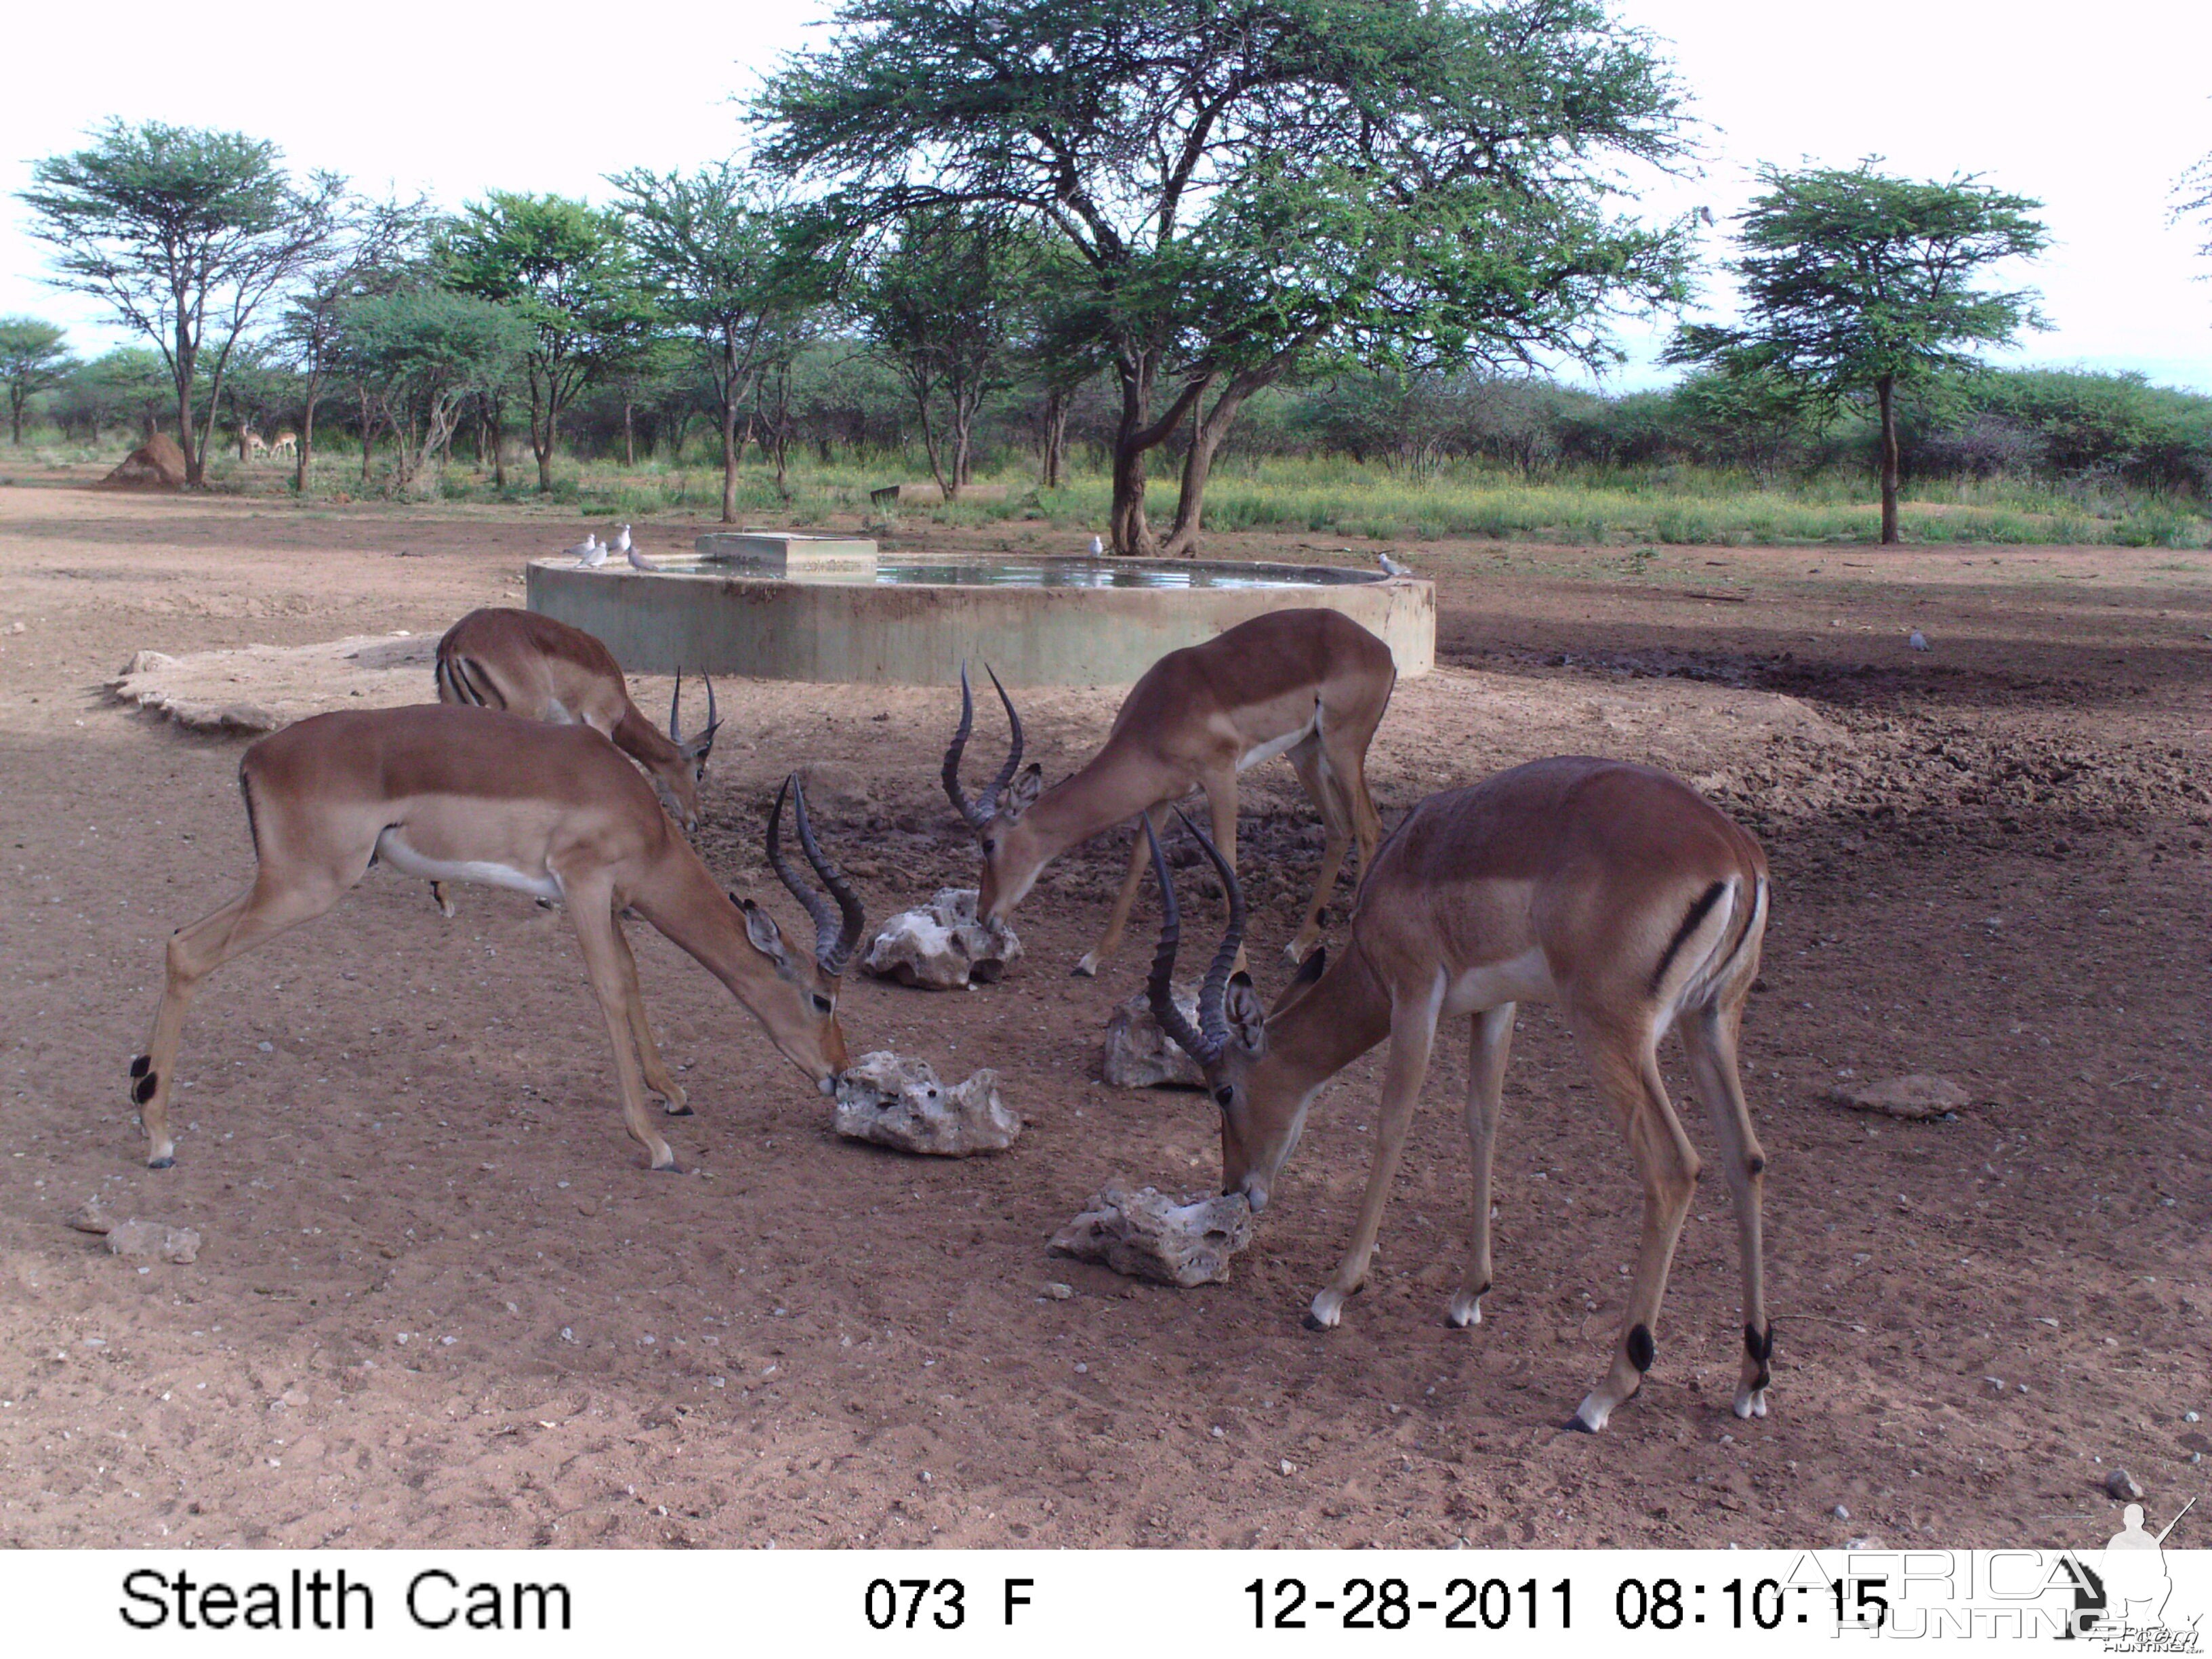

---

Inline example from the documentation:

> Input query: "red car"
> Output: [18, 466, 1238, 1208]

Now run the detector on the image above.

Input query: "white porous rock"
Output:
[1102, 983, 1206, 1089]
[1049, 1181, 1254, 1288]
[861, 888, 1022, 989]
[833, 1051, 1021, 1156]
[104, 1219, 201, 1264]
[1828, 1073, 1971, 1121]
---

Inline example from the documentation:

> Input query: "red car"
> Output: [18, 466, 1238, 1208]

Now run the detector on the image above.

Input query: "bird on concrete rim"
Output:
[626, 539, 653, 571]
[1376, 550, 1412, 577]
[610, 523, 632, 555]
[1088, 534, 1105, 556]
[569, 533, 605, 567]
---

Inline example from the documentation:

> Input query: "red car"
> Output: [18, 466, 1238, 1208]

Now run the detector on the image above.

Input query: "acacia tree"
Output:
[2176, 147, 2212, 262]
[1668, 162, 2048, 544]
[275, 194, 428, 491]
[442, 192, 644, 491]
[759, 0, 1692, 553]
[0, 318, 78, 445]
[607, 163, 799, 520]
[850, 209, 1034, 499]
[18, 121, 341, 485]
[332, 290, 529, 495]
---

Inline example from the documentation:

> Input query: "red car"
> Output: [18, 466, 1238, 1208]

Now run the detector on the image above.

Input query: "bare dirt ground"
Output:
[1, 478, 2207, 1552]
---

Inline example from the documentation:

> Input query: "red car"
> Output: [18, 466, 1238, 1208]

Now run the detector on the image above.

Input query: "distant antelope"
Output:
[943, 609, 1395, 976]
[268, 430, 298, 462]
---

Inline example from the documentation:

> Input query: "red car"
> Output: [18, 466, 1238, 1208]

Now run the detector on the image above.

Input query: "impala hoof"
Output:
[662, 1101, 693, 1117]
[1734, 1387, 1769, 1420]
[147, 1155, 175, 1170]
[1563, 1412, 1600, 1434]
[649, 1160, 685, 1176]
[1070, 954, 1100, 979]
[1305, 1288, 1346, 1330]
[1446, 1290, 1483, 1328]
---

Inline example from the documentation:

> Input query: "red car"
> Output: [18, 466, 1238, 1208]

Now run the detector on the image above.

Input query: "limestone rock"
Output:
[64, 1195, 115, 1234]
[1102, 983, 1206, 1089]
[861, 888, 1021, 989]
[1829, 1073, 1971, 1120]
[2104, 1467, 2145, 1501]
[99, 432, 187, 489]
[1050, 1181, 1254, 1288]
[833, 1050, 1021, 1156]
[104, 1219, 201, 1263]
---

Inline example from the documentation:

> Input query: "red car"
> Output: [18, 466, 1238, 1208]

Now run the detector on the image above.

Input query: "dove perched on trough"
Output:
[610, 523, 632, 555]
[569, 533, 605, 567]
[626, 540, 654, 571]
[1089, 535, 1105, 556]
[1376, 550, 1412, 577]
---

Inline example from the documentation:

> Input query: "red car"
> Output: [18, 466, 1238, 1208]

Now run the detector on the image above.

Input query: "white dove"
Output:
[569, 533, 604, 566]
[1908, 630, 1930, 651]
[1376, 550, 1412, 577]
[610, 523, 632, 555]
[1088, 535, 1105, 555]
[626, 539, 653, 571]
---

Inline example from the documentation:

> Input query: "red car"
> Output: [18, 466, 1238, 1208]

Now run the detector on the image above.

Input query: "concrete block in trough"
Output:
[861, 888, 1022, 989]
[1050, 1181, 1254, 1288]
[1102, 983, 1206, 1089]
[833, 1051, 1021, 1156]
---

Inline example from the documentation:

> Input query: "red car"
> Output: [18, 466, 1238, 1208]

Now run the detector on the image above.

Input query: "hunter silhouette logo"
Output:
[2058, 1496, 2198, 1645]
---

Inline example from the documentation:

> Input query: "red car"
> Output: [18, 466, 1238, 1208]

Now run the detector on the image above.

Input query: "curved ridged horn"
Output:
[790, 774, 865, 975]
[942, 660, 1025, 830]
[766, 775, 842, 966]
[670, 671, 721, 758]
[1144, 816, 1219, 1067]
[1172, 808, 1247, 1053]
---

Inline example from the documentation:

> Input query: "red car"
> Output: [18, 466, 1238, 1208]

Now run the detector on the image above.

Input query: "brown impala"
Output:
[127, 705, 863, 1174]
[435, 607, 720, 830]
[943, 609, 1394, 976]
[1145, 756, 1774, 1433]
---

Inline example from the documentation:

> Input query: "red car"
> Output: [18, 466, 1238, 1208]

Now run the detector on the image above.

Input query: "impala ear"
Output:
[1223, 970, 1267, 1057]
[737, 897, 790, 965]
[1004, 762, 1044, 822]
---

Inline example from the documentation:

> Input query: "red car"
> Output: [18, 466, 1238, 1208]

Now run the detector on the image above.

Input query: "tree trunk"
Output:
[1040, 388, 1067, 489]
[1108, 351, 1156, 554]
[535, 412, 556, 493]
[9, 392, 23, 445]
[1877, 373, 1900, 545]
[295, 373, 321, 495]
[176, 344, 202, 487]
[358, 386, 375, 486]
[720, 388, 739, 525]
[623, 400, 636, 468]
[1160, 363, 1286, 557]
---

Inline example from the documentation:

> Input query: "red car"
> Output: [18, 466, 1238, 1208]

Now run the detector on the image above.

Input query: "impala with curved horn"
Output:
[1145, 755, 1774, 1434]
[125, 705, 864, 1174]
[436, 608, 720, 828]
[943, 609, 1395, 976]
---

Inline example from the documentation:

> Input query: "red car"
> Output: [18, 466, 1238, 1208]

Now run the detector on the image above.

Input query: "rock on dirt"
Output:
[109, 633, 434, 733]
[832, 1051, 1021, 1156]
[1102, 985, 1207, 1089]
[1049, 1181, 1254, 1288]
[861, 889, 1022, 989]
[64, 1195, 115, 1234]
[104, 1219, 202, 1264]
[2104, 1467, 2145, 1501]
[1828, 1073, 1971, 1120]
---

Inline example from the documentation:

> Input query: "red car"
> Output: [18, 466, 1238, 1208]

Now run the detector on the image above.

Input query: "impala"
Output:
[268, 429, 298, 462]
[943, 609, 1394, 976]
[1145, 755, 1774, 1433]
[126, 705, 864, 1174]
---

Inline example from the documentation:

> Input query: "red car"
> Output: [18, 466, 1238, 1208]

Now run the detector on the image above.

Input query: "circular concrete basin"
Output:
[526, 550, 1433, 687]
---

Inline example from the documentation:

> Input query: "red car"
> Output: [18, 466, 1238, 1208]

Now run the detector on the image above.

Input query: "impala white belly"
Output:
[1237, 708, 1319, 774]
[1441, 947, 1555, 1016]
[374, 828, 561, 901]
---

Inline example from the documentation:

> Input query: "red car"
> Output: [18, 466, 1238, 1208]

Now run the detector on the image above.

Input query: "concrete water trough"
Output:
[526, 533, 1434, 687]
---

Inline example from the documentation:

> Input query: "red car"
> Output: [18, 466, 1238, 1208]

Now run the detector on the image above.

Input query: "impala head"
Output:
[941, 661, 1045, 922]
[1145, 813, 1330, 1213]
[653, 669, 721, 831]
[732, 774, 865, 1090]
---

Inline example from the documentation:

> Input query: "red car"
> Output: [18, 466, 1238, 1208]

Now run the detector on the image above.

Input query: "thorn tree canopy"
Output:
[1666, 161, 2048, 544]
[756, 0, 1695, 553]
[607, 163, 806, 523]
[18, 120, 342, 485]
[0, 318, 79, 445]
[441, 192, 647, 492]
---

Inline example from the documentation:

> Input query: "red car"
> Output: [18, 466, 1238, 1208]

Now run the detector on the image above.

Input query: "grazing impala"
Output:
[126, 706, 864, 1174]
[943, 609, 1393, 976]
[268, 429, 298, 462]
[436, 608, 719, 829]
[1144, 756, 1774, 1433]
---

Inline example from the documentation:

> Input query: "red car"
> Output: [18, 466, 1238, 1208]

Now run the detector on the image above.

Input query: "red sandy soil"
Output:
[0, 479, 2207, 1551]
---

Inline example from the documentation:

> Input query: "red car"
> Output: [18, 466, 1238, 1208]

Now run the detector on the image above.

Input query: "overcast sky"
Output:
[3, 0, 2208, 392]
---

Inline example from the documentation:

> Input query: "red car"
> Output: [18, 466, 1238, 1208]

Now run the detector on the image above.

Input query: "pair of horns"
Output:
[670, 669, 720, 756]
[942, 661, 1024, 829]
[766, 775, 866, 975]
[1144, 810, 1248, 1067]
